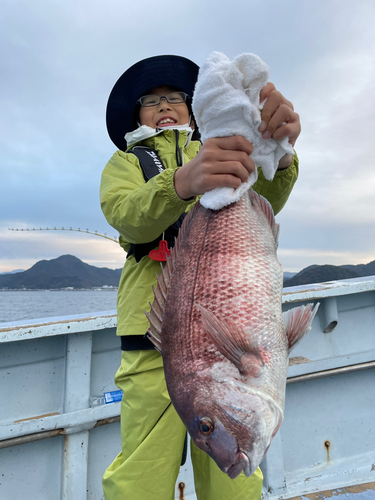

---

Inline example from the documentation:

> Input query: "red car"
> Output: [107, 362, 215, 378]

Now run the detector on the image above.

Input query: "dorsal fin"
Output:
[249, 189, 279, 245]
[175, 200, 201, 245]
[145, 201, 202, 352]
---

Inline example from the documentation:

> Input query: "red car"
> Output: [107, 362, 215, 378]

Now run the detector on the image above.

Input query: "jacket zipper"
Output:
[174, 130, 183, 167]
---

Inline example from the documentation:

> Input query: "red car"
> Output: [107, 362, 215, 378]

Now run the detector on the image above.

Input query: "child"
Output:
[101, 54, 300, 500]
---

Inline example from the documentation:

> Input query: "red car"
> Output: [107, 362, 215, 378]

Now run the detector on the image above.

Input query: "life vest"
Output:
[126, 145, 186, 263]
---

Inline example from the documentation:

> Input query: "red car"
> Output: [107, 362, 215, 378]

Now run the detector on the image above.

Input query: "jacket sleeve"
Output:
[100, 150, 193, 245]
[252, 152, 299, 215]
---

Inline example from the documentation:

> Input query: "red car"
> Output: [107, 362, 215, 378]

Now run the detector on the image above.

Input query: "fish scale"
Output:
[145, 188, 319, 479]
[188, 195, 288, 402]
[197, 202, 278, 321]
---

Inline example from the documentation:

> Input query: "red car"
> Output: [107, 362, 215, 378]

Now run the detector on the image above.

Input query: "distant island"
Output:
[0, 269, 24, 275]
[0, 254, 374, 291]
[0, 255, 122, 290]
[283, 261, 375, 287]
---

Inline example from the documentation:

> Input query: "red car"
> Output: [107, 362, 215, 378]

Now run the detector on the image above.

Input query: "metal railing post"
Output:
[61, 331, 93, 500]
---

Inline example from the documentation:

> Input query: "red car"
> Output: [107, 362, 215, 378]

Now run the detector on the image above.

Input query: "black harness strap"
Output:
[128, 146, 165, 179]
[120, 145, 185, 351]
[126, 146, 186, 263]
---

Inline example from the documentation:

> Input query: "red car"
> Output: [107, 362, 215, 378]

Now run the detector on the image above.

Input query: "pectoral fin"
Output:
[283, 303, 320, 354]
[195, 303, 264, 377]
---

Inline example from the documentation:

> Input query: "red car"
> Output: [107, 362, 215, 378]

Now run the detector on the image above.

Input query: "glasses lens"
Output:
[139, 92, 187, 107]
[140, 95, 160, 107]
[165, 92, 186, 104]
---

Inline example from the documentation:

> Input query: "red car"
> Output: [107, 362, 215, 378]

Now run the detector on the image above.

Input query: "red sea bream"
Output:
[146, 189, 318, 479]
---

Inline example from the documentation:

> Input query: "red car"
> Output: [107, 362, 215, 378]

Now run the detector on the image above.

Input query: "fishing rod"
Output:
[8, 227, 119, 243]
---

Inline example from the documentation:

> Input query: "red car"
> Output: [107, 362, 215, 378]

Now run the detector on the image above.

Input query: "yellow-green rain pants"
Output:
[102, 350, 263, 500]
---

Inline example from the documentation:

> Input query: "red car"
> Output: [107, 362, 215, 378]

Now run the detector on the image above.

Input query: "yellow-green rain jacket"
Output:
[100, 129, 298, 337]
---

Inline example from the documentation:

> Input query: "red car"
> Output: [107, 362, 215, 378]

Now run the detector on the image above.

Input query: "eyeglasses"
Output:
[137, 91, 189, 107]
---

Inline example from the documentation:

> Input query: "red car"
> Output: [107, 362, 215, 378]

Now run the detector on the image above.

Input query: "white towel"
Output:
[192, 52, 294, 210]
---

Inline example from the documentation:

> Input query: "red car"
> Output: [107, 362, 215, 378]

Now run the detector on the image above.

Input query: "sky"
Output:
[1, 0, 375, 273]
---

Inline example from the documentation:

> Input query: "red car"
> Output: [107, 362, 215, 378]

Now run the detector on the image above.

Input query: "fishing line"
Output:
[0, 233, 35, 260]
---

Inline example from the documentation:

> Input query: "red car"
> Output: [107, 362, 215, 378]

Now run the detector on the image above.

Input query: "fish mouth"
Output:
[222, 451, 249, 479]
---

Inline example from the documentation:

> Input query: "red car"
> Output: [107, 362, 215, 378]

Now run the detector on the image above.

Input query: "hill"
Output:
[341, 260, 375, 277]
[284, 260, 375, 287]
[0, 269, 24, 275]
[0, 255, 122, 290]
[1, 255, 374, 291]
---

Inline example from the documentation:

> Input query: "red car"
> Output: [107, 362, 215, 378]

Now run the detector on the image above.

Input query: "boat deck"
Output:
[289, 481, 375, 499]
[1, 276, 374, 499]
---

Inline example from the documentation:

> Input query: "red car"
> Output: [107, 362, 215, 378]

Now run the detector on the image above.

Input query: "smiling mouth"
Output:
[157, 118, 177, 126]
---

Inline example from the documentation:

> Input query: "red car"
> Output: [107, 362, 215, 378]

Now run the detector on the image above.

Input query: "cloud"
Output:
[273, 3, 375, 271]
[1, 0, 375, 274]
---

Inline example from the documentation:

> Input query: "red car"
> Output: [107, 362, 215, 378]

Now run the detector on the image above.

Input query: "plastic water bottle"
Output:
[90, 390, 123, 407]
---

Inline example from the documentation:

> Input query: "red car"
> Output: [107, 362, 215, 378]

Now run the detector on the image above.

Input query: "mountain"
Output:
[341, 260, 375, 277]
[2, 255, 374, 291]
[284, 260, 375, 287]
[283, 271, 296, 280]
[0, 269, 24, 275]
[0, 255, 122, 290]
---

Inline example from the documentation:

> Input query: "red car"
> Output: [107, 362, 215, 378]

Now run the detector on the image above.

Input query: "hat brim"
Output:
[106, 55, 199, 151]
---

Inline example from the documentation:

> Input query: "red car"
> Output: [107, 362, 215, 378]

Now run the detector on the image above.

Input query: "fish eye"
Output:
[199, 417, 214, 435]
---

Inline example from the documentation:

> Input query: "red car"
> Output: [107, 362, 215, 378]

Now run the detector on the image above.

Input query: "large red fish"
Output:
[146, 189, 318, 479]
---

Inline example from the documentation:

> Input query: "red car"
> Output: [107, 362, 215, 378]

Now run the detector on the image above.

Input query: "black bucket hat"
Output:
[106, 55, 199, 151]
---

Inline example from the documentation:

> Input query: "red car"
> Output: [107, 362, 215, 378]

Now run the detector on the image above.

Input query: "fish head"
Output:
[217, 390, 284, 478]
[187, 389, 283, 479]
[188, 409, 251, 479]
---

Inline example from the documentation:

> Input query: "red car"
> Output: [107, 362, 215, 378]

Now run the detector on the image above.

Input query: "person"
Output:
[100, 54, 300, 500]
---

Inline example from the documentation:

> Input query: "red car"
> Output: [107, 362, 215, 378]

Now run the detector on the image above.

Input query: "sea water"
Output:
[0, 290, 117, 323]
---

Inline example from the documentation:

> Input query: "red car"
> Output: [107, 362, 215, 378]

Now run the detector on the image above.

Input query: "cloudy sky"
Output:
[1, 0, 374, 273]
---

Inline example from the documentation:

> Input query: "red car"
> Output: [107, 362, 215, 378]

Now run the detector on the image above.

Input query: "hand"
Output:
[258, 82, 301, 169]
[174, 136, 255, 200]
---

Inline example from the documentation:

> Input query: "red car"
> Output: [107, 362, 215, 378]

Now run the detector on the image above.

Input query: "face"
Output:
[138, 85, 193, 129]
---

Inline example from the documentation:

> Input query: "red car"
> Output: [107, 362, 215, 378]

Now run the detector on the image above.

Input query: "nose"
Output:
[157, 96, 171, 111]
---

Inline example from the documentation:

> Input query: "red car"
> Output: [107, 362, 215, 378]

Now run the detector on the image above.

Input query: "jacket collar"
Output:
[125, 125, 194, 149]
